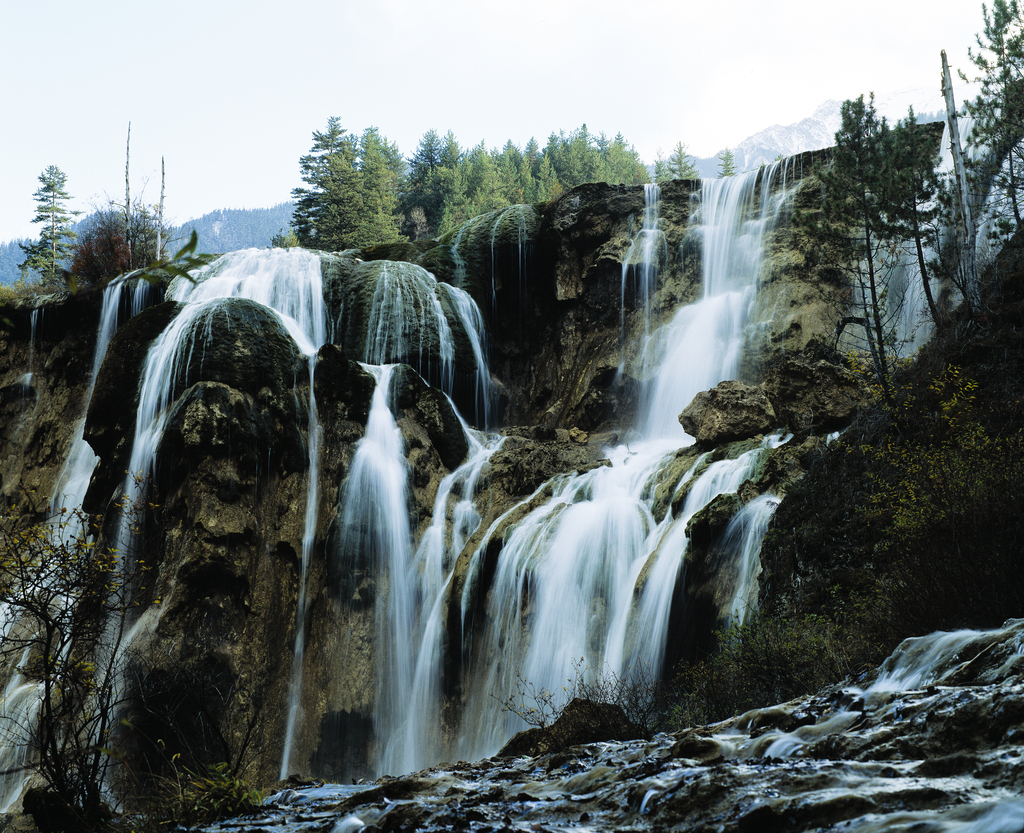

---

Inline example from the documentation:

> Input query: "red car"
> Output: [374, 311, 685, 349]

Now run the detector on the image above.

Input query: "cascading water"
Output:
[54, 280, 159, 515]
[0, 278, 158, 812]
[643, 161, 796, 438]
[721, 493, 782, 626]
[442, 166, 796, 763]
[2, 167, 803, 791]
[356, 260, 493, 427]
[450, 204, 537, 330]
[397, 429, 501, 770]
[621, 182, 668, 346]
[332, 365, 417, 775]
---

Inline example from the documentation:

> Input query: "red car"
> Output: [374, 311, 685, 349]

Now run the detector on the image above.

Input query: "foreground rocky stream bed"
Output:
[187, 622, 1024, 833]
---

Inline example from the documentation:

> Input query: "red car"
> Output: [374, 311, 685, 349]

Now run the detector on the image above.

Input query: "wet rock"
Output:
[486, 434, 609, 496]
[762, 355, 869, 433]
[679, 380, 777, 445]
[216, 620, 1024, 833]
[390, 364, 468, 471]
[496, 698, 639, 758]
[82, 301, 181, 507]
[0, 292, 102, 502]
[685, 493, 742, 552]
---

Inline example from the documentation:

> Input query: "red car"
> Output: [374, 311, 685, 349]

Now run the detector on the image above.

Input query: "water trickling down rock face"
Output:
[1, 167, 908, 800]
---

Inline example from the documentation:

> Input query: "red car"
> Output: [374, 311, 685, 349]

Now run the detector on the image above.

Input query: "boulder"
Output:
[762, 356, 869, 433]
[679, 380, 777, 445]
[496, 698, 639, 758]
[486, 433, 609, 496]
[390, 364, 469, 472]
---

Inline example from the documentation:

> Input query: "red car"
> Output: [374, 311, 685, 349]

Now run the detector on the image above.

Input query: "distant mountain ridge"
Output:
[172, 202, 294, 254]
[0, 203, 295, 285]
[694, 86, 951, 178]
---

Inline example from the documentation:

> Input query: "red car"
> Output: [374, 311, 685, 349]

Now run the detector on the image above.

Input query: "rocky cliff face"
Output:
[0, 167, 875, 793]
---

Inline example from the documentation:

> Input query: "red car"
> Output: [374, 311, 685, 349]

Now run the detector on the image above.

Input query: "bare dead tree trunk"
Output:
[124, 122, 132, 267]
[942, 50, 981, 311]
[158, 157, 165, 260]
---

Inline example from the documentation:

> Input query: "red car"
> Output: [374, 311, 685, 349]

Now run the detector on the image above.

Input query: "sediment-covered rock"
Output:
[679, 380, 778, 445]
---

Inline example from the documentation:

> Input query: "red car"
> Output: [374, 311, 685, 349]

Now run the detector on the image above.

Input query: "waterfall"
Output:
[56, 250, 329, 780]
[721, 493, 782, 626]
[0, 279, 158, 812]
[54, 280, 158, 514]
[620, 184, 668, 365]
[450, 204, 537, 326]
[2, 170, 805, 790]
[643, 162, 796, 439]
[360, 260, 494, 427]
[444, 170, 799, 762]
[332, 366, 417, 775]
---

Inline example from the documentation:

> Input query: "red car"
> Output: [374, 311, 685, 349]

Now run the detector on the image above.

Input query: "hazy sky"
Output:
[1, 0, 984, 242]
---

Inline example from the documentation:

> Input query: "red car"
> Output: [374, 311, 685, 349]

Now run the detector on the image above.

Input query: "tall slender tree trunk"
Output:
[158, 157, 165, 260]
[124, 122, 132, 267]
[910, 202, 942, 326]
[942, 50, 981, 311]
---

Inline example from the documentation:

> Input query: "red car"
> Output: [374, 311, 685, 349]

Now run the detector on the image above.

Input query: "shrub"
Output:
[857, 365, 1024, 636]
[156, 761, 263, 829]
[497, 660, 667, 738]
[673, 612, 853, 727]
[0, 486, 155, 831]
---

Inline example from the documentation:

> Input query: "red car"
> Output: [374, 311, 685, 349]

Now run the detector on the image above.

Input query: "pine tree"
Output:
[291, 117, 363, 251]
[800, 95, 898, 399]
[668, 141, 699, 180]
[409, 129, 444, 187]
[604, 134, 650, 184]
[962, 0, 1024, 232]
[20, 166, 81, 287]
[885, 108, 943, 327]
[406, 129, 445, 235]
[535, 154, 563, 202]
[465, 142, 505, 215]
[653, 149, 670, 184]
[436, 165, 473, 236]
[717, 147, 737, 177]
[355, 126, 404, 245]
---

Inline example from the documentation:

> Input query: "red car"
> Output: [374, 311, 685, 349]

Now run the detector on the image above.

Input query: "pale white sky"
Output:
[1, 0, 984, 242]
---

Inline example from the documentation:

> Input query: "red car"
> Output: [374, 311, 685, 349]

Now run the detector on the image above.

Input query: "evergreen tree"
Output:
[291, 117, 363, 251]
[20, 166, 81, 286]
[409, 128, 444, 186]
[439, 131, 463, 169]
[355, 126, 404, 245]
[885, 108, 943, 327]
[559, 124, 602, 187]
[653, 149, 670, 183]
[717, 147, 737, 177]
[271, 227, 301, 247]
[800, 95, 898, 399]
[962, 0, 1024, 232]
[406, 129, 446, 235]
[496, 140, 524, 203]
[604, 134, 650, 184]
[436, 165, 473, 236]
[465, 142, 505, 216]
[535, 154, 563, 202]
[668, 141, 700, 180]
